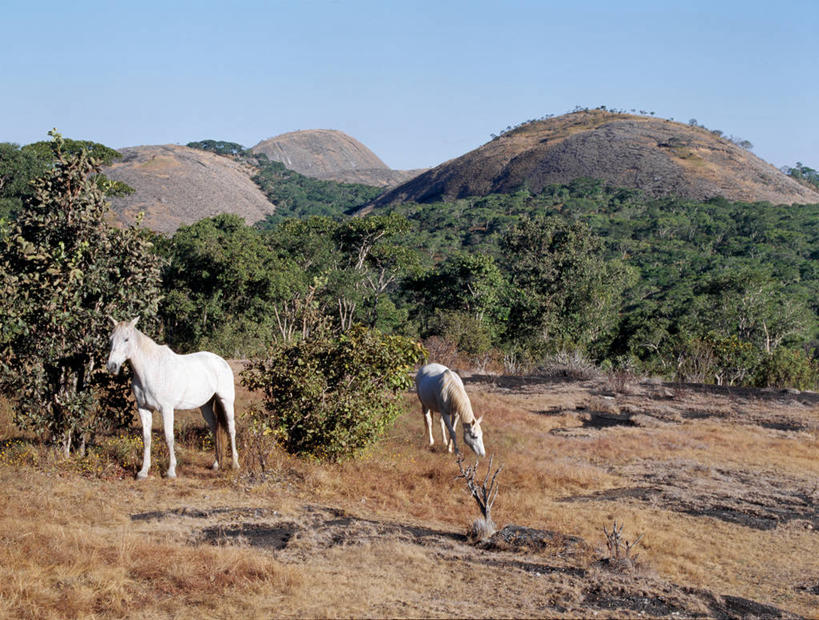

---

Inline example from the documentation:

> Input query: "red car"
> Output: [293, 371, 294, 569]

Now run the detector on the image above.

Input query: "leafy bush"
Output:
[753, 348, 819, 390]
[242, 326, 425, 461]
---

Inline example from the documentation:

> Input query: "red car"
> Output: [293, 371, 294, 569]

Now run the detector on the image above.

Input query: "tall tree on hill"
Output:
[0, 131, 163, 455]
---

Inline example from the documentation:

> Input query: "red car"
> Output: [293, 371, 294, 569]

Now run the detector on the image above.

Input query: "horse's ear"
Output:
[476, 415, 484, 425]
[108, 315, 118, 327]
[129, 316, 140, 328]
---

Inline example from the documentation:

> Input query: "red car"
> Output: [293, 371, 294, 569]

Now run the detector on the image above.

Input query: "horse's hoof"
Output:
[166, 471, 177, 479]
[136, 472, 148, 480]
[231, 462, 240, 470]
[211, 461, 220, 471]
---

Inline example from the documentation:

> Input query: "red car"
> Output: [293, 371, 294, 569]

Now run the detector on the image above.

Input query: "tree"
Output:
[186, 140, 247, 156]
[697, 268, 811, 353]
[334, 214, 420, 330]
[160, 214, 296, 356]
[0, 131, 164, 455]
[409, 252, 508, 351]
[784, 162, 819, 190]
[422, 253, 506, 322]
[0, 137, 133, 221]
[501, 216, 625, 353]
[0, 142, 46, 220]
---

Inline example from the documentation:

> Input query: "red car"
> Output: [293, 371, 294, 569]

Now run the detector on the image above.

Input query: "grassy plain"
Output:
[0, 371, 816, 618]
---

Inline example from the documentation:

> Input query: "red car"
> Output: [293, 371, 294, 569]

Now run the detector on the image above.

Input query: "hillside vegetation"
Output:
[165, 185, 819, 388]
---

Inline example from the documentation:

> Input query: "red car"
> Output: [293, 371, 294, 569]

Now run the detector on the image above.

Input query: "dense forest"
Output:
[2, 135, 818, 395]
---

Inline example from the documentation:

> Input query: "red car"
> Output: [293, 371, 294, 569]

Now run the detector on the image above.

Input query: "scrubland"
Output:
[0, 372, 816, 618]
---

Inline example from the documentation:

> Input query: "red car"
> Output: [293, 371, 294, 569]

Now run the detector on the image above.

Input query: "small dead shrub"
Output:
[469, 350, 504, 374]
[502, 350, 532, 375]
[456, 454, 503, 541]
[601, 520, 644, 570]
[539, 350, 600, 380]
[605, 369, 640, 394]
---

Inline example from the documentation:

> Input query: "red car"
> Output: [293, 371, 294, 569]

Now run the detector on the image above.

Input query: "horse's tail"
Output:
[211, 395, 228, 469]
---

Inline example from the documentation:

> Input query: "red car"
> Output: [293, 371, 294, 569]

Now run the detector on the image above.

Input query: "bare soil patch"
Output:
[565, 461, 818, 531]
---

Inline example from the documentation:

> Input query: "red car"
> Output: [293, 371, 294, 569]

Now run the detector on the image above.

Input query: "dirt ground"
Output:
[1, 372, 817, 618]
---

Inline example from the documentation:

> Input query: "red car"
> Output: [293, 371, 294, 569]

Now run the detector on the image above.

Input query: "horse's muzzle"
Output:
[107, 361, 121, 374]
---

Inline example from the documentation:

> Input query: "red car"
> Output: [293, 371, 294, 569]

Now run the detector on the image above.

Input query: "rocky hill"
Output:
[250, 129, 423, 187]
[371, 110, 819, 207]
[103, 145, 276, 234]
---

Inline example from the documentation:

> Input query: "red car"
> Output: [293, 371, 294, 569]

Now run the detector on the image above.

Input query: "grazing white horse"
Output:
[415, 363, 485, 456]
[106, 317, 239, 479]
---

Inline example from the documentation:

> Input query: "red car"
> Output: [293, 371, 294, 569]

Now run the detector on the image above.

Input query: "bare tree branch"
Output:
[456, 454, 503, 522]
[602, 520, 644, 566]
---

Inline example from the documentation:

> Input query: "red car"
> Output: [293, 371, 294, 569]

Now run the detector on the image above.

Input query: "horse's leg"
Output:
[218, 395, 240, 470]
[441, 412, 460, 453]
[439, 413, 451, 452]
[422, 404, 434, 448]
[137, 407, 152, 480]
[161, 406, 177, 478]
[441, 412, 459, 454]
[200, 400, 220, 470]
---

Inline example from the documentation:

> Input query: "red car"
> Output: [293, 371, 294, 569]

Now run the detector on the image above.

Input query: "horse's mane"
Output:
[131, 326, 165, 357]
[442, 370, 475, 423]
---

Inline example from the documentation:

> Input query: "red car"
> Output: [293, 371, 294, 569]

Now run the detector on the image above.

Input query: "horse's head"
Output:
[106, 316, 140, 374]
[463, 416, 485, 457]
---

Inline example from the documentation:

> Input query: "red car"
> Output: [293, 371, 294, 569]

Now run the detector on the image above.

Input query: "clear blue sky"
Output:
[2, 0, 816, 170]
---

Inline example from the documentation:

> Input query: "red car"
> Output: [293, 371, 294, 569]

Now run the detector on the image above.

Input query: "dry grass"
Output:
[0, 469, 301, 619]
[0, 374, 817, 617]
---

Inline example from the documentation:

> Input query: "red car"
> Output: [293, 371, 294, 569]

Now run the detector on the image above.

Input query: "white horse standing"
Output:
[415, 363, 485, 456]
[106, 317, 239, 479]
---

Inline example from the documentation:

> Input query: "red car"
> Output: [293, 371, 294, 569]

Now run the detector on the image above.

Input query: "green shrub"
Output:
[242, 326, 425, 461]
[753, 348, 819, 390]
